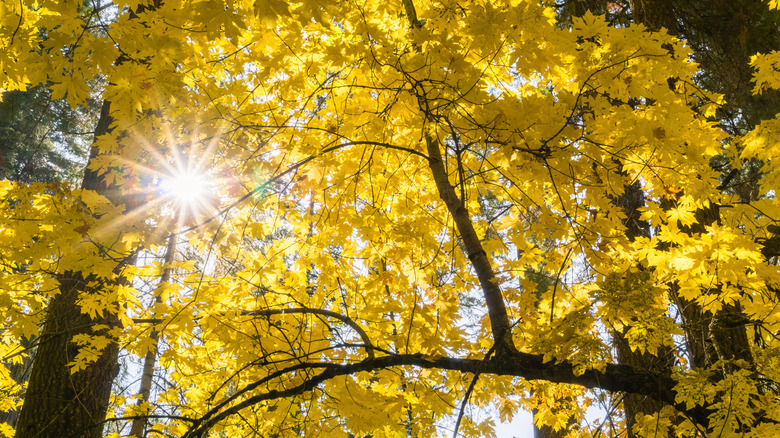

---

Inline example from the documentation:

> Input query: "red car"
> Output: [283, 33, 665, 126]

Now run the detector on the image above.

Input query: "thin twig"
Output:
[452, 344, 497, 438]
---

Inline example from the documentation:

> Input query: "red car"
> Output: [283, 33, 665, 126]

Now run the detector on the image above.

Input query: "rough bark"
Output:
[15, 101, 131, 438]
[14, 0, 163, 432]
[668, 203, 755, 371]
[685, 292, 753, 374]
[533, 405, 573, 438]
[611, 180, 674, 437]
[613, 332, 671, 435]
[15, 274, 121, 438]
[709, 303, 754, 366]
[533, 423, 568, 438]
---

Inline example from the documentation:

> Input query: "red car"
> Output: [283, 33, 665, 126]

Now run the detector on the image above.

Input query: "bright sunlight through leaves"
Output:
[163, 170, 208, 207]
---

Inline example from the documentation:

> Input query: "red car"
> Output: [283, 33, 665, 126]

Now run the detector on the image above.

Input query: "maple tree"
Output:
[1, 0, 780, 437]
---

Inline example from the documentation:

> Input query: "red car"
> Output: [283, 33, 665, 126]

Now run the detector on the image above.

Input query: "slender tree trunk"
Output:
[402, 0, 514, 353]
[129, 229, 177, 437]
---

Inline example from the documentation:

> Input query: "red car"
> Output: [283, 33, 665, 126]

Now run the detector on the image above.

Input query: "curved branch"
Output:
[133, 306, 377, 360]
[242, 307, 376, 360]
[182, 351, 710, 437]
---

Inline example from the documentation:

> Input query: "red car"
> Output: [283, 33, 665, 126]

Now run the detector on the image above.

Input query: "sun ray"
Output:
[74, 121, 233, 254]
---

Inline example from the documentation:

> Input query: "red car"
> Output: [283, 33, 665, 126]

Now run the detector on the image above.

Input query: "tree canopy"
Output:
[1, 0, 780, 437]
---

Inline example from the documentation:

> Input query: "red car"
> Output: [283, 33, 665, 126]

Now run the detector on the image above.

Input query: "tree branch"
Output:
[182, 351, 709, 437]
[242, 307, 376, 360]
[133, 306, 377, 360]
[424, 132, 516, 354]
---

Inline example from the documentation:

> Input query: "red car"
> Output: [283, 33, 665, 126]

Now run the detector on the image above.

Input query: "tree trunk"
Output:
[15, 101, 130, 438]
[533, 421, 569, 438]
[668, 202, 754, 372]
[613, 330, 671, 436]
[129, 227, 178, 437]
[15, 275, 121, 438]
[611, 180, 674, 437]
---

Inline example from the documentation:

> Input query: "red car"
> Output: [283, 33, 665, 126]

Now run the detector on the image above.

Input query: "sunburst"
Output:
[159, 160, 217, 226]
[162, 168, 209, 209]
